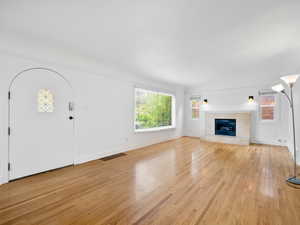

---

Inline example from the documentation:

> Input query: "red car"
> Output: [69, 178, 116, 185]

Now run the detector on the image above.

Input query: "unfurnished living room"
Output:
[0, 1, 300, 225]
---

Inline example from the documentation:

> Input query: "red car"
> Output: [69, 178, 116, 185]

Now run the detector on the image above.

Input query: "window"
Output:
[135, 88, 175, 131]
[38, 89, 54, 112]
[191, 97, 201, 119]
[259, 95, 276, 121]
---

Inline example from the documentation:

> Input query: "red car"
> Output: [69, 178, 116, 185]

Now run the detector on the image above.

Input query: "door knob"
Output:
[69, 116, 74, 120]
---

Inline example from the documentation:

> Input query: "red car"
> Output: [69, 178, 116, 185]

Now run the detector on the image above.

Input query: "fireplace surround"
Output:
[204, 112, 251, 145]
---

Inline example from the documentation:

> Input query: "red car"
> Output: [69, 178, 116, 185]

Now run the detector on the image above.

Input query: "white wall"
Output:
[0, 53, 184, 184]
[184, 87, 290, 146]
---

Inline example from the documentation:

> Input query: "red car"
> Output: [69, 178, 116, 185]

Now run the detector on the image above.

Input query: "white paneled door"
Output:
[9, 68, 74, 180]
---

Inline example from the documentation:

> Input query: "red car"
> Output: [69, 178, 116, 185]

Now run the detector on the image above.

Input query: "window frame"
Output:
[259, 94, 278, 122]
[191, 99, 201, 120]
[134, 88, 176, 133]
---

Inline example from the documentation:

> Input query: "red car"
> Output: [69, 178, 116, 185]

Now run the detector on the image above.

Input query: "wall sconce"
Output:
[203, 99, 208, 104]
[248, 96, 254, 103]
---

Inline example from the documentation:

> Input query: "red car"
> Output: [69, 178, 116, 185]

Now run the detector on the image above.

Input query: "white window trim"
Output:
[259, 94, 279, 123]
[135, 126, 176, 133]
[191, 99, 201, 120]
[134, 88, 176, 133]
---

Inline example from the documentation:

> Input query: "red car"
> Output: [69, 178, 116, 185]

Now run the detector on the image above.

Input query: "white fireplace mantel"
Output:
[204, 112, 251, 145]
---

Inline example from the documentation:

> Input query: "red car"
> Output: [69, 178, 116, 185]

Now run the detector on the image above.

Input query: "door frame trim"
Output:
[7, 67, 75, 181]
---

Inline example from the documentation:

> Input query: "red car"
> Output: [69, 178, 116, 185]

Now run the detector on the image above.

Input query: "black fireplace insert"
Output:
[215, 119, 236, 136]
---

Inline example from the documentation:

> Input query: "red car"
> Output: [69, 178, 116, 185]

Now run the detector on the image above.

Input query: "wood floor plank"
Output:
[0, 137, 299, 225]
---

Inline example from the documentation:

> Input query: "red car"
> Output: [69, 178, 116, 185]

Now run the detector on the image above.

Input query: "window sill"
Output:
[134, 126, 176, 133]
[260, 119, 277, 123]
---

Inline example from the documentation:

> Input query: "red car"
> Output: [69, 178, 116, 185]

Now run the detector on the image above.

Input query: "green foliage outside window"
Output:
[135, 89, 173, 130]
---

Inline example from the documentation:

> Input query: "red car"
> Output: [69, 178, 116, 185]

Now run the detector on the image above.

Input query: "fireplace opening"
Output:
[215, 119, 236, 136]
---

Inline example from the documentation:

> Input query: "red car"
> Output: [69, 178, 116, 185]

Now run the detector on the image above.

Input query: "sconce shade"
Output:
[272, 84, 285, 93]
[248, 96, 254, 102]
[280, 74, 300, 85]
[203, 99, 208, 104]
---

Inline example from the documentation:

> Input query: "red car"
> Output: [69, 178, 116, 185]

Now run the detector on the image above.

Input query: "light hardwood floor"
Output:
[0, 137, 299, 225]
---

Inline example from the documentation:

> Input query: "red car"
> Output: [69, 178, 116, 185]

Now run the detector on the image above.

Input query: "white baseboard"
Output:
[74, 146, 125, 164]
[0, 136, 182, 186]
[184, 135, 288, 147]
[75, 136, 182, 165]
[0, 177, 4, 185]
[250, 138, 287, 146]
[287, 143, 300, 166]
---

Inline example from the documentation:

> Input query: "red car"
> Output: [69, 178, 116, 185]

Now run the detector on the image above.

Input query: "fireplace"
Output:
[215, 119, 236, 136]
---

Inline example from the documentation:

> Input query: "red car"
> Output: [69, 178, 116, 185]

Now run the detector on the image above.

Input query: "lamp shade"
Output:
[272, 84, 285, 93]
[280, 74, 300, 85]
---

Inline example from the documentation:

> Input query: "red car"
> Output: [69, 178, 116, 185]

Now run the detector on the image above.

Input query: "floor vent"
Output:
[100, 153, 127, 161]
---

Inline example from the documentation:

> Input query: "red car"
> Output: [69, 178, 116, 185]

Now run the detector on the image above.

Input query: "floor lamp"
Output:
[272, 74, 300, 186]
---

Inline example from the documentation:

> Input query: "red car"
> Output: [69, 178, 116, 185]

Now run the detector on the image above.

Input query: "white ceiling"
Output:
[1, 0, 300, 88]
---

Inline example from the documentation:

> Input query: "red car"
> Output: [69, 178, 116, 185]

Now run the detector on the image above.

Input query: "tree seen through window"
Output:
[135, 88, 174, 130]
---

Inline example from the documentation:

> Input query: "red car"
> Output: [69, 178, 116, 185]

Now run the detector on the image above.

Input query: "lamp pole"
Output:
[272, 75, 299, 186]
[289, 84, 299, 183]
[282, 84, 300, 185]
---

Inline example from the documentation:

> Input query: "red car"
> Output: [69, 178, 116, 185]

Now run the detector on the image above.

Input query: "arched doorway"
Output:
[8, 68, 75, 180]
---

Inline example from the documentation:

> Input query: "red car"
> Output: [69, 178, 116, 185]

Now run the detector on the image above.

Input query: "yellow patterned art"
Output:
[38, 89, 54, 112]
